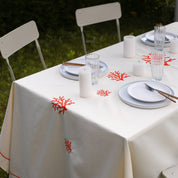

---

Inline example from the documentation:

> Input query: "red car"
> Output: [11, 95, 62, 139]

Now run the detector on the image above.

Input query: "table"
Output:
[1, 22, 178, 178]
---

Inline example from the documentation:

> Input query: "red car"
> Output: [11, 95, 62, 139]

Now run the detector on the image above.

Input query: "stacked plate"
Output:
[140, 31, 177, 47]
[59, 60, 108, 80]
[118, 81, 174, 109]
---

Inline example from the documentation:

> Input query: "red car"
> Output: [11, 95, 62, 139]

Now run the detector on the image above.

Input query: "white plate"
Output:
[59, 61, 108, 80]
[65, 65, 83, 76]
[118, 81, 174, 109]
[127, 81, 172, 102]
[140, 34, 173, 47]
[145, 32, 176, 42]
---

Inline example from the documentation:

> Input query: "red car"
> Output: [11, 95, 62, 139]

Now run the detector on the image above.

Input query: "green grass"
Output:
[0, 16, 171, 177]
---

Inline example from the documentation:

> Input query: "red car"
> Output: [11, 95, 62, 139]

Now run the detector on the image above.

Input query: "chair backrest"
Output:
[75, 2, 122, 54]
[0, 20, 47, 81]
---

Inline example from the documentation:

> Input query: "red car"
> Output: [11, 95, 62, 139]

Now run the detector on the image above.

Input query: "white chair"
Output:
[75, 2, 122, 54]
[162, 165, 178, 178]
[0, 20, 47, 81]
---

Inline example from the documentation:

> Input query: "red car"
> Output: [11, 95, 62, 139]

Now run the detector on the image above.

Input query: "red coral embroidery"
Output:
[64, 139, 72, 154]
[142, 53, 176, 66]
[164, 56, 176, 66]
[97, 89, 111, 96]
[142, 53, 151, 64]
[107, 71, 130, 81]
[51, 96, 75, 114]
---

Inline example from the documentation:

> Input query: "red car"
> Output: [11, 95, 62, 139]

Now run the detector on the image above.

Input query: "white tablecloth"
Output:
[1, 22, 178, 178]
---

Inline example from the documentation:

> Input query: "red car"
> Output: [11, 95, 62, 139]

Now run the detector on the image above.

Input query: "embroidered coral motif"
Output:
[142, 53, 151, 64]
[97, 89, 111, 96]
[51, 96, 75, 114]
[64, 139, 72, 154]
[142, 53, 176, 66]
[107, 71, 130, 81]
[164, 56, 176, 66]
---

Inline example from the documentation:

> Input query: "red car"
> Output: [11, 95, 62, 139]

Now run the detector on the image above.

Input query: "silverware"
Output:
[62, 62, 103, 69]
[145, 83, 177, 103]
[62, 62, 85, 66]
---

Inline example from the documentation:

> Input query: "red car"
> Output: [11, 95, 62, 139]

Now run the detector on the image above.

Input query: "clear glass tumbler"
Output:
[154, 25, 166, 50]
[85, 53, 99, 85]
[151, 49, 165, 81]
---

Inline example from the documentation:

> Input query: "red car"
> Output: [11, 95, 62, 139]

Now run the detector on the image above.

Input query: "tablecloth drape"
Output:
[0, 22, 178, 178]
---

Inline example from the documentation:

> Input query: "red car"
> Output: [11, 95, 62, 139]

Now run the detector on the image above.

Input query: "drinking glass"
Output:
[85, 53, 99, 85]
[151, 49, 165, 81]
[154, 25, 166, 50]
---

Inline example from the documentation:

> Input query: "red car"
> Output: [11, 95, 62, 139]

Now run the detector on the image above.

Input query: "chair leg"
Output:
[116, 19, 121, 42]
[35, 40, 47, 69]
[5, 58, 16, 81]
[80, 27, 87, 55]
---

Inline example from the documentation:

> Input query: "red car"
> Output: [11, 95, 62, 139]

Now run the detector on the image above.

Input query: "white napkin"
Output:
[170, 38, 178, 54]
[123, 35, 136, 58]
[132, 60, 146, 76]
[79, 66, 93, 98]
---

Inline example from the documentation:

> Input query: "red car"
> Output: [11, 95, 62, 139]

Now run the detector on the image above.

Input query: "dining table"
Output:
[1, 22, 178, 178]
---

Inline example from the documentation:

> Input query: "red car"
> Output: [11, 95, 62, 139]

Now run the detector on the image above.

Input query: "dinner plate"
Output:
[127, 81, 172, 102]
[145, 32, 176, 43]
[59, 61, 108, 80]
[140, 34, 174, 47]
[118, 81, 174, 109]
[65, 65, 84, 76]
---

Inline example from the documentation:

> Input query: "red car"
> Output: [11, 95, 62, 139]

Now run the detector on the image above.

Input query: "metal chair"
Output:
[162, 165, 178, 178]
[0, 20, 47, 81]
[75, 2, 122, 54]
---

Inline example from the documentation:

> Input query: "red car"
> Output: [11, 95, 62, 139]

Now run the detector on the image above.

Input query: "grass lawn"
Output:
[0, 15, 171, 177]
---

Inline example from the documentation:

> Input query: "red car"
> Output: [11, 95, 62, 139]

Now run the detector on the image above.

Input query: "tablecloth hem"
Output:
[0, 156, 10, 173]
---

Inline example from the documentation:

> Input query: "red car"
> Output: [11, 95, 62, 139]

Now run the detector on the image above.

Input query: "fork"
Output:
[145, 83, 176, 103]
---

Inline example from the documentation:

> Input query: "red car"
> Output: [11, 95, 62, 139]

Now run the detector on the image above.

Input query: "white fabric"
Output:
[123, 35, 136, 58]
[79, 66, 92, 98]
[132, 61, 146, 76]
[0, 22, 178, 178]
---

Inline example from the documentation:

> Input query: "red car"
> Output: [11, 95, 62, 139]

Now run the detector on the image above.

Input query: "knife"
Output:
[145, 83, 177, 103]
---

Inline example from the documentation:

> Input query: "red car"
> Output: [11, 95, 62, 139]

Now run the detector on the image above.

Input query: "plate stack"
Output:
[141, 31, 177, 47]
[119, 81, 174, 109]
[59, 60, 108, 80]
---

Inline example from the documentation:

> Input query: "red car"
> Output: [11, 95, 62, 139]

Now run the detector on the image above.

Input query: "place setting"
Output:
[119, 29, 178, 108]
[140, 24, 178, 47]
[118, 80, 177, 109]
[59, 53, 108, 81]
